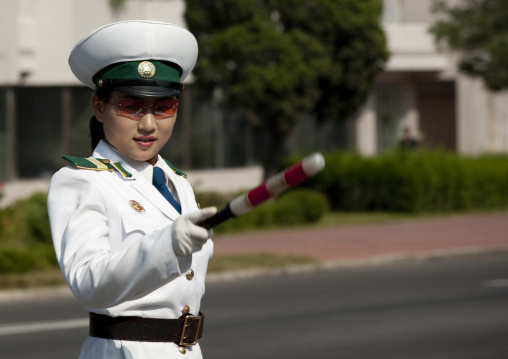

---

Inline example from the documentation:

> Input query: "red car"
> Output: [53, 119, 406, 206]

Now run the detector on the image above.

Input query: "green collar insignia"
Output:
[62, 155, 132, 178]
[62, 155, 185, 179]
[164, 159, 187, 178]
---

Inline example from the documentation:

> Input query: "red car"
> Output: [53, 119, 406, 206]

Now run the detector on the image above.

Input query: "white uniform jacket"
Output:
[47, 140, 212, 359]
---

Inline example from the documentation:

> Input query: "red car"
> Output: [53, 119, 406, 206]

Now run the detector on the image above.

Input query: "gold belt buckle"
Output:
[179, 315, 202, 346]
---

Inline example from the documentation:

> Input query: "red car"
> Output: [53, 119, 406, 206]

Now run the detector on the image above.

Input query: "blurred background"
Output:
[1, 2, 508, 358]
[1, 0, 508, 201]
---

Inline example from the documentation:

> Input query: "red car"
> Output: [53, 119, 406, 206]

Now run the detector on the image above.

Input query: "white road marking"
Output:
[482, 278, 508, 288]
[0, 318, 87, 336]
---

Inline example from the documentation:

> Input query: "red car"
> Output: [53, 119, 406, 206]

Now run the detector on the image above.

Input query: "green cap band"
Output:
[93, 60, 181, 93]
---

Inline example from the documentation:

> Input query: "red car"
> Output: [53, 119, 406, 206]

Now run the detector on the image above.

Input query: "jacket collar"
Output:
[92, 140, 182, 220]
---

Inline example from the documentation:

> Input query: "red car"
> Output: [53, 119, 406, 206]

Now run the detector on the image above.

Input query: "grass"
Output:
[208, 253, 318, 273]
[0, 269, 66, 289]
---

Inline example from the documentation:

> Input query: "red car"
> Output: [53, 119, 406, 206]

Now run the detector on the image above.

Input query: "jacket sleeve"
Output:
[47, 166, 190, 309]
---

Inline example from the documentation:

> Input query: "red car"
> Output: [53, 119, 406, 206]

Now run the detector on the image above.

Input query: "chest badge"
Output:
[129, 200, 145, 213]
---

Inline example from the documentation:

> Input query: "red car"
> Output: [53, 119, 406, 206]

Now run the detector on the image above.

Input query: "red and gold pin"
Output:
[129, 200, 145, 213]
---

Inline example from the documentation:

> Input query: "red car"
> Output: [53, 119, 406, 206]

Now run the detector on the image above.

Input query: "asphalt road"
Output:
[1, 253, 508, 359]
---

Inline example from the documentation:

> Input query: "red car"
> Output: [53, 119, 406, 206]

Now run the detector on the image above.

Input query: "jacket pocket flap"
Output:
[121, 214, 168, 235]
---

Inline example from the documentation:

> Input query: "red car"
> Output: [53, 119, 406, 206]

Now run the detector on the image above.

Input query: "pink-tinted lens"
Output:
[153, 99, 179, 118]
[116, 99, 179, 119]
[116, 99, 145, 118]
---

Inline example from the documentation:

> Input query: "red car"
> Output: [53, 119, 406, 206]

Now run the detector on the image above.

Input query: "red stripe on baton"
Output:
[247, 183, 272, 206]
[283, 162, 308, 186]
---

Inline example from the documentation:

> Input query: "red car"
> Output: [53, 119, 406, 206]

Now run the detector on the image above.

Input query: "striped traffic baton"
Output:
[199, 152, 325, 229]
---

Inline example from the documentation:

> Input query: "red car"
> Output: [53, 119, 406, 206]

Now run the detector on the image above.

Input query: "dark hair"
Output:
[89, 89, 112, 151]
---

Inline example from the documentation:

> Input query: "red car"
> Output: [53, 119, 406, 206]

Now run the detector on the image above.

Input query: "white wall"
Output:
[0, 0, 187, 86]
[353, 0, 453, 155]
[355, 92, 377, 155]
[0, 0, 21, 85]
[457, 76, 508, 154]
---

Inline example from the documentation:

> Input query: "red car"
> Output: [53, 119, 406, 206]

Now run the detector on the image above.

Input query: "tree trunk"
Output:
[261, 118, 290, 180]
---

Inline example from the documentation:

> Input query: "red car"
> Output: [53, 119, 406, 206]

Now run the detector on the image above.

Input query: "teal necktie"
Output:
[152, 166, 182, 214]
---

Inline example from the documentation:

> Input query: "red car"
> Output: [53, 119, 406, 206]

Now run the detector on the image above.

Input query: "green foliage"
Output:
[194, 191, 230, 209]
[430, 0, 508, 91]
[184, 0, 388, 173]
[273, 188, 330, 224]
[0, 192, 52, 244]
[307, 150, 508, 213]
[109, 0, 127, 12]
[0, 245, 57, 274]
[0, 192, 56, 274]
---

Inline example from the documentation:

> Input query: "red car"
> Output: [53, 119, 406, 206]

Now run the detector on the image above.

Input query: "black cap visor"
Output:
[114, 85, 181, 97]
[98, 79, 183, 97]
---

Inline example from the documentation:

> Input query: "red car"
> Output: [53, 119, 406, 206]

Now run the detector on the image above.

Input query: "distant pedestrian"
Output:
[399, 127, 419, 149]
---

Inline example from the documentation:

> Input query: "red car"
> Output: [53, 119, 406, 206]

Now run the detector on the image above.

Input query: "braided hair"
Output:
[89, 89, 112, 151]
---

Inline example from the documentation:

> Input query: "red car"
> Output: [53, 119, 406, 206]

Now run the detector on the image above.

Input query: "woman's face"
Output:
[92, 90, 178, 165]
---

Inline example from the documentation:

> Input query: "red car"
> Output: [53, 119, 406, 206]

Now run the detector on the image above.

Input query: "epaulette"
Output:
[62, 155, 132, 178]
[164, 159, 187, 178]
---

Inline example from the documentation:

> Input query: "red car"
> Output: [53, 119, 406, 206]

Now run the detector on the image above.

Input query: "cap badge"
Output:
[129, 200, 145, 213]
[138, 61, 156, 78]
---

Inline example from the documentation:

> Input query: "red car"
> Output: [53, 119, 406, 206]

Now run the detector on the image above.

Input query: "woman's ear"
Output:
[92, 93, 105, 123]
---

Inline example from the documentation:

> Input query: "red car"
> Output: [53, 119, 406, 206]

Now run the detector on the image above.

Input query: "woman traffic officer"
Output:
[47, 20, 216, 359]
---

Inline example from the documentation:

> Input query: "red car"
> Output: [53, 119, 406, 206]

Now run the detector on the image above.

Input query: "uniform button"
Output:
[178, 346, 187, 354]
[102, 159, 110, 164]
[186, 269, 194, 280]
[182, 305, 190, 315]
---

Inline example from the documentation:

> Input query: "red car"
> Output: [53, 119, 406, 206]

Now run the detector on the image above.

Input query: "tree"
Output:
[430, 0, 508, 91]
[184, 0, 388, 176]
[109, 0, 126, 12]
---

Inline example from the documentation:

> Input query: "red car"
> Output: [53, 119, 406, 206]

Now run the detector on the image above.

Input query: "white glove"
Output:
[171, 207, 217, 257]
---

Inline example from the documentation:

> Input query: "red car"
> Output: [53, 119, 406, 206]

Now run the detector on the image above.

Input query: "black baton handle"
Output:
[199, 203, 236, 229]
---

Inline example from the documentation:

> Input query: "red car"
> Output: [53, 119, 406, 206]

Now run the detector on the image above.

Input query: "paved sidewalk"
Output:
[212, 211, 508, 266]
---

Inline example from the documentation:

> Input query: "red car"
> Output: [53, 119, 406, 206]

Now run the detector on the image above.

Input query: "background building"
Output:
[1, 0, 507, 185]
[353, 0, 508, 157]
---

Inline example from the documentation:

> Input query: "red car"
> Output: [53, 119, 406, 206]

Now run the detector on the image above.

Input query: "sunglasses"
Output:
[108, 98, 179, 120]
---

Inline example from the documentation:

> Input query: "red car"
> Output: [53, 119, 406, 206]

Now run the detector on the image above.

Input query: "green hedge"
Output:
[0, 192, 56, 274]
[0, 245, 57, 274]
[0, 192, 52, 244]
[305, 150, 508, 213]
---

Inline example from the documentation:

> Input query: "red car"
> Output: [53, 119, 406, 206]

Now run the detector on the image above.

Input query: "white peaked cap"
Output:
[68, 20, 198, 89]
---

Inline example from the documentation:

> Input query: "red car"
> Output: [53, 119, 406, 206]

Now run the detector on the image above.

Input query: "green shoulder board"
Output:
[164, 159, 187, 178]
[62, 155, 132, 178]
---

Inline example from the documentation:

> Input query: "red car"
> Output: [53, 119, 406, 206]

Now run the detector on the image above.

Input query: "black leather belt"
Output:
[89, 312, 204, 345]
